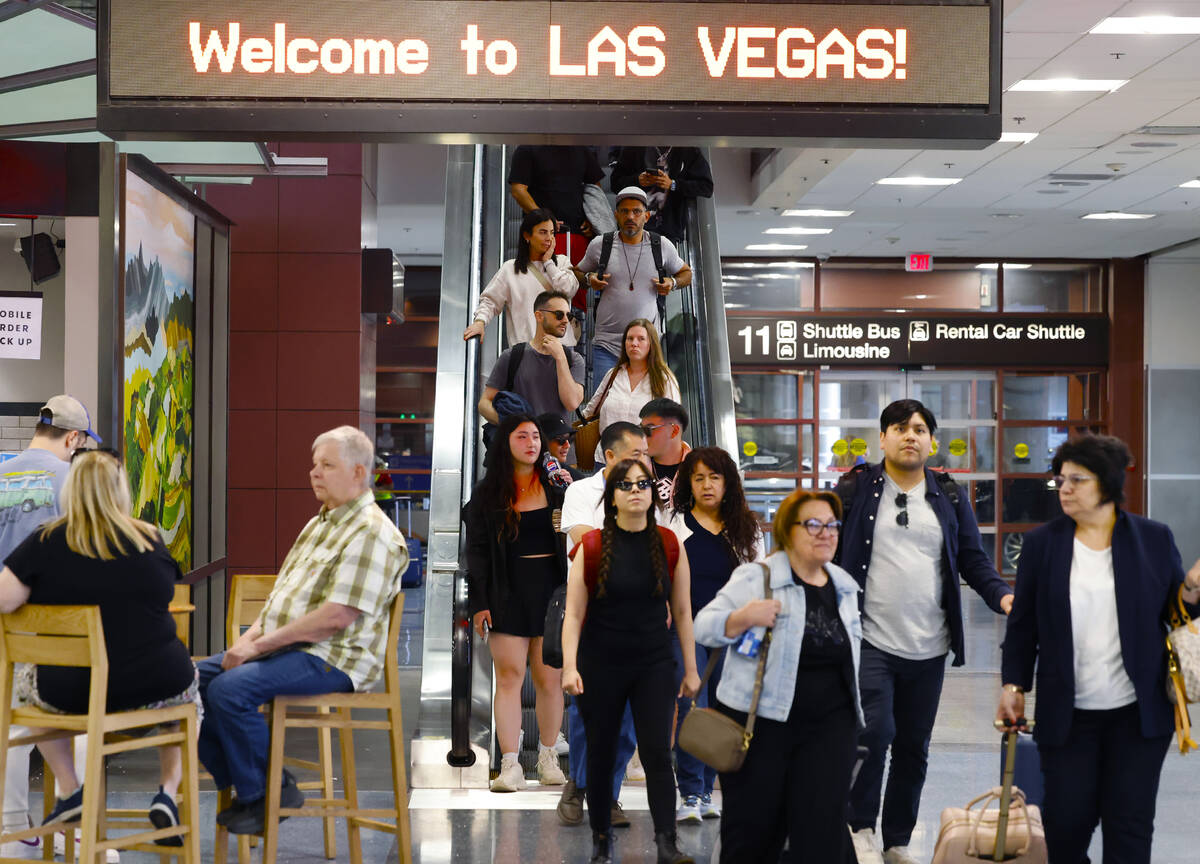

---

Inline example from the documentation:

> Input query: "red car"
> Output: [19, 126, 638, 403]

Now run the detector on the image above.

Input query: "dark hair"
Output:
[671, 447, 760, 565]
[514, 208, 557, 274]
[639, 398, 689, 433]
[477, 413, 546, 540]
[596, 458, 666, 599]
[533, 290, 566, 312]
[880, 398, 937, 435]
[600, 421, 644, 456]
[1051, 434, 1131, 506]
[32, 410, 70, 441]
[772, 489, 843, 551]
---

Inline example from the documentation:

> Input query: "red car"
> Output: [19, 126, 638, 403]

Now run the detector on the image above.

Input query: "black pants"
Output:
[577, 655, 676, 834]
[848, 642, 946, 849]
[1039, 703, 1171, 864]
[716, 700, 857, 863]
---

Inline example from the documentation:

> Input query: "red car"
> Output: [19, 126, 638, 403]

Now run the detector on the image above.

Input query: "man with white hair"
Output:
[196, 426, 407, 836]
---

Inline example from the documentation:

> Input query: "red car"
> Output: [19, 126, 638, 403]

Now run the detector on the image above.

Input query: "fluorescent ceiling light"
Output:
[1091, 17, 1200, 35]
[876, 177, 962, 186]
[1081, 212, 1155, 220]
[1180, 179, 1200, 188]
[0, 223, 18, 228]
[745, 243, 809, 251]
[764, 227, 834, 235]
[999, 132, 1038, 143]
[724, 261, 814, 269]
[1009, 78, 1126, 92]
[975, 263, 1033, 270]
[781, 208, 854, 218]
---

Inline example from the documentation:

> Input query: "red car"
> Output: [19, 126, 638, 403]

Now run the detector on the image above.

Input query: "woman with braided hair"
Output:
[561, 458, 701, 864]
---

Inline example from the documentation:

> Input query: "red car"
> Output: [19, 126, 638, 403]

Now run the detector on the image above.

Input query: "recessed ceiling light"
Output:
[723, 261, 814, 269]
[999, 132, 1038, 143]
[764, 227, 834, 235]
[1009, 78, 1127, 92]
[745, 243, 809, 251]
[1129, 141, 1177, 148]
[780, 208, 854, 217]
[876, 177, 962, 186]
[1081, 212, 1155, 220]
[975, 263, 1033, 270]
[1038, 190, 1070, 195]
[1090, 16, 1200, 35]
[1180, 179, 1200, 188]
[991, 213, 1022, 219]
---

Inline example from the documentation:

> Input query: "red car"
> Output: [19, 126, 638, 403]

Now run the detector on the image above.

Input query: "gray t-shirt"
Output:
[486, 343, 585, 423]
[0, 448, 69, 565]
[577, 232, 686, 356]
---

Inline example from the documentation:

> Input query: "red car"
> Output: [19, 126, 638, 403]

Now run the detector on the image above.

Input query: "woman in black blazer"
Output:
[998, 435, 1200, 864]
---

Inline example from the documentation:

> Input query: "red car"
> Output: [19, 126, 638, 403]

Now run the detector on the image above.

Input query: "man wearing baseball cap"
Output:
[572, 186, 692, 383]
[0, 395, 99, 855]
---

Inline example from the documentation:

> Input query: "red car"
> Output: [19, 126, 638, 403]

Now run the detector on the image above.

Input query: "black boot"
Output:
[590, 830, 613, 864]
[655, 830, 694, 864]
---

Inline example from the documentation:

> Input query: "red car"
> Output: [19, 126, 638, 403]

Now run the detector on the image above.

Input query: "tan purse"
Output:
[572, 369, 617, 472]
[1166, 584, 1200, 753]
[677, 564, 772, 773]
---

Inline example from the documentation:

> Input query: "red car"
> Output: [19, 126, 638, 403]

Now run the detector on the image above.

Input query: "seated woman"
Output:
[0, 448, 199, 845]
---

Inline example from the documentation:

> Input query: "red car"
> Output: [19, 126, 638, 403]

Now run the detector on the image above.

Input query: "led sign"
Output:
[98, 1, 1000, 143]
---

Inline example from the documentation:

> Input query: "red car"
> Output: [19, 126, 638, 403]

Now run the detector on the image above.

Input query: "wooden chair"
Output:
[0, 605, 201, 864]
[169, 585, 195, 649]
[213, 575, 337, 864]
[260, 591, 411, 864]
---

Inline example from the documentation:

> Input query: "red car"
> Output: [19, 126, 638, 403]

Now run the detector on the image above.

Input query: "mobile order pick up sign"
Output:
[0, 293, 43, 360]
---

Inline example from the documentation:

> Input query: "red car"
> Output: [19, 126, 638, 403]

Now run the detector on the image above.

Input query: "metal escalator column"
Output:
[690, 191, 738, 457]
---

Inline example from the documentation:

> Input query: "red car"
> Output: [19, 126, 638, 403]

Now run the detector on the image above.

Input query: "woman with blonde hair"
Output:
[0, 448, 198, 844]
[579, 318, 681, 464]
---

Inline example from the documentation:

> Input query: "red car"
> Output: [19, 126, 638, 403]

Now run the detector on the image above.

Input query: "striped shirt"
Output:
[259, 491, 408, 689]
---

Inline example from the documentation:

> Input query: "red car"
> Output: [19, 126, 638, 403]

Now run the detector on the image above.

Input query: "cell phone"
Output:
[482, 619, 490, 643]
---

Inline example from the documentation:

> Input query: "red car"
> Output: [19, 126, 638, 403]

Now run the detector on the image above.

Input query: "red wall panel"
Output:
[226, 489, 278, 570]
[227, 410, 277, 489]
[229, 253, 279, 332]
[276, 332, 362, 411]
[274, 409, 361, 490]
[228, 332, 278, 411]
[206, 177, 278, 253]
[277, 253, 362, 332]
[277, 175, 363, 254]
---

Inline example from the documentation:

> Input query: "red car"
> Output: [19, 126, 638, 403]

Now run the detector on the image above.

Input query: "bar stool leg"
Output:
[337, 709, 363, 864]
[387, 701, 412, 864]
[317, 708, 336, 859]
[261, 704, 287, 864]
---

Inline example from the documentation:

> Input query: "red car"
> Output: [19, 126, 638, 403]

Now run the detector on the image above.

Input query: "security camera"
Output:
[1106, 163, 1125, 173]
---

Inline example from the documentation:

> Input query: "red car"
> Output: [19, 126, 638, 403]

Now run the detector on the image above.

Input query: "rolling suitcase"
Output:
[931, 724, 1047, 863]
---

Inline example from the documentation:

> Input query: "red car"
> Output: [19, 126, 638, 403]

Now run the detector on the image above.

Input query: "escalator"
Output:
[411, 144, 736, 786]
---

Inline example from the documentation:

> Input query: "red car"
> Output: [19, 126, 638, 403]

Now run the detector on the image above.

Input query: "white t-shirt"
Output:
[1069, 539, 1137, 710]
[560, 470, 607, 539]
[862, 475, 951, 660]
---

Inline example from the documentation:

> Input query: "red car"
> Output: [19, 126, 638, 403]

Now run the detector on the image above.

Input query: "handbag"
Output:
[541, 583, 568, 669]
[931, 786, 1046, 864]
[677, 563, 772, 773]
[1166, 583, 1200, 753]
[572, 368, 617, 472]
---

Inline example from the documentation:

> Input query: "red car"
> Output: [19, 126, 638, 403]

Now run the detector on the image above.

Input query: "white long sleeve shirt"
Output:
[581, 365, 681, 462]
[472, 256, 580, 347]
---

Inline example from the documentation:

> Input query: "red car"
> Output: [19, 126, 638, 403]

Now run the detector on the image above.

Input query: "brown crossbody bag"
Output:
[677, 563, 773, 773]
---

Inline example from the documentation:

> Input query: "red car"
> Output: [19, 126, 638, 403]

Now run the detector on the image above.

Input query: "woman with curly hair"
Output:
[465, 414, 568, 793]
[666, 446, 764, 824]
[561, 458, 700, 864]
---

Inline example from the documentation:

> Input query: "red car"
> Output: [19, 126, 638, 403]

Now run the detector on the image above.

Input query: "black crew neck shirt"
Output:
[789, 574, 854, 723]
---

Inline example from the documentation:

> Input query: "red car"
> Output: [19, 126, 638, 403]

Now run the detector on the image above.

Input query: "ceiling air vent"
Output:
[1135, 126, 1200, 136]
[1047, 173, 1116, 182]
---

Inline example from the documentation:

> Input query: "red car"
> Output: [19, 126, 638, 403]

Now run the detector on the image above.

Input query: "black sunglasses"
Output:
[551, 435, 573, 446]
[72, 446, 122, 463]
[614, 478, 654, 492]
[540, 309, 569, 321]
[895, 493, 909, 528]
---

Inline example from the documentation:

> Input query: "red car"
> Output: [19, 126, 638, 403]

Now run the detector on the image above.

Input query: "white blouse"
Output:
[581, 365, 681, 461]
[471, 255, 580, 347]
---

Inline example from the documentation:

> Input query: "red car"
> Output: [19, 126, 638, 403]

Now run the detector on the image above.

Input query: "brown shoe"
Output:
[557, 780, 584, 826]
[610, 800, 631, 828]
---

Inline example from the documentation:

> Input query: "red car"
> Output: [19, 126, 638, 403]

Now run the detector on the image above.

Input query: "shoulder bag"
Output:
[677, 563, 772, 773]
[572, 368, 617, 472]
[1166, 583, 1200, 753]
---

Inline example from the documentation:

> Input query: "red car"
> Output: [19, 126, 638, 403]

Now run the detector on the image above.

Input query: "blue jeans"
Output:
[568, 696, 635, 801]
[673, 637, 721, 798]
[198, 651, 353, 802]
[590, 346, 620, 389]
[848, 642, 947, 849]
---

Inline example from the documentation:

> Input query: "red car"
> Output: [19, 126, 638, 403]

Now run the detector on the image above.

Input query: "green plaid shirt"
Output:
[260, 490, 408, 689]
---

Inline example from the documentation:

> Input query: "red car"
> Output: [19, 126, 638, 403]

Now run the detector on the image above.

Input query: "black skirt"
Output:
[492, 555, 564, 638]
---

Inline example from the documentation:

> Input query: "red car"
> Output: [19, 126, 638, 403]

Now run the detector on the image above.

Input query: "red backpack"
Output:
[576, 525, 679, 596]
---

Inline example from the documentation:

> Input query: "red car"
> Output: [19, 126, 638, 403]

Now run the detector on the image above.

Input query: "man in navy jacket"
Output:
[835, 399, 1013, 864]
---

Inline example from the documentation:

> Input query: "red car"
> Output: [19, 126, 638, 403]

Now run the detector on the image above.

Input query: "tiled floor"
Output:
[24, 591, 1199, 863]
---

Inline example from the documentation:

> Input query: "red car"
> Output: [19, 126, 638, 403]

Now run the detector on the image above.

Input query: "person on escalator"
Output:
[609, 147, 713, 245]
[639, 398, 691, 509]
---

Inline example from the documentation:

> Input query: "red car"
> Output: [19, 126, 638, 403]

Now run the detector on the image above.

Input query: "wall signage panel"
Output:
[728, 314, 1110, 367]
[0, 293, 43, 360]
[98, 0, 999, 143]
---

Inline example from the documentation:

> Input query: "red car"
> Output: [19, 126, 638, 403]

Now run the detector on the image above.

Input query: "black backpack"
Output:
[594, 230, 668, 325]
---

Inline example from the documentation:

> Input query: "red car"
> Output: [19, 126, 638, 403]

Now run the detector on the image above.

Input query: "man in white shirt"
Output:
[556, 422, 648, 828]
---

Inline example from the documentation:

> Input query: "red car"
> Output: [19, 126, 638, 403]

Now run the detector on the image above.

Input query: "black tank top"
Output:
[510, 507, 557, 556]
[581, 526, 673, 665]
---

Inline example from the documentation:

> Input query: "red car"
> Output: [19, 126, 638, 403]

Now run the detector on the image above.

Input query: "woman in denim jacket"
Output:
[694, 489, 863, 863]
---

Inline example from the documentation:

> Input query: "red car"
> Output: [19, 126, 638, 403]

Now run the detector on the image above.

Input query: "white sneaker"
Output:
[699, 792, 720, 819]
[553, 732, 570, 756]
[851, 827, 885, 864]
[676, 795, 701, 824]
[490, 754, 526, 793]
[536, 748, 566, 786]
[54, 830, 121, 863]
[0, 839, 40, 860]
[625, 749, 645, 782]
[883, 846, 920, 864]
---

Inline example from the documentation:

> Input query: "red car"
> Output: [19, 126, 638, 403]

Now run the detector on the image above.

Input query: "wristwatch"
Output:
[1003, 684, 1024, 695]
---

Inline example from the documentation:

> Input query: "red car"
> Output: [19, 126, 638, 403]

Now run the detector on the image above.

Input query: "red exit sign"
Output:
[905, 253, 934, 272]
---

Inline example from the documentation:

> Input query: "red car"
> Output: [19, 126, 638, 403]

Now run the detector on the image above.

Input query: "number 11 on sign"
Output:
[738, 325, 769, 356]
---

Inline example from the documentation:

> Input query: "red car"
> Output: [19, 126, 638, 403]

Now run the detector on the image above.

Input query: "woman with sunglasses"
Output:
[561, 458, 700, 864]
[694, 489, 864, 863]
[579, 318, 680, 465]
[666, 447, 763, 824]
[465, 413, 569, 793]
[0, 449, 199, 843]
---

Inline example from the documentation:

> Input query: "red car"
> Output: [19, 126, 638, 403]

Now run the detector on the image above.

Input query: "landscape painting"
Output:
[122, 167, 194, 570]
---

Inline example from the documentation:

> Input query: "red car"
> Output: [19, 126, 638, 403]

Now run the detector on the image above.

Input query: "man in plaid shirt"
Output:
[197, 426, 408, 836]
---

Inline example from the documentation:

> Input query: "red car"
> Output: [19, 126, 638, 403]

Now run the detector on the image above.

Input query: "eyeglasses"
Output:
[71, 446, 122, 463]
[540, 309, 568, 321]
[614, 478, 654, 492]
[895, 493, 909, 528]
[796, 519, 842, 537]
[640, 423, 669, 437]
[1052, 474, 1094, 489]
